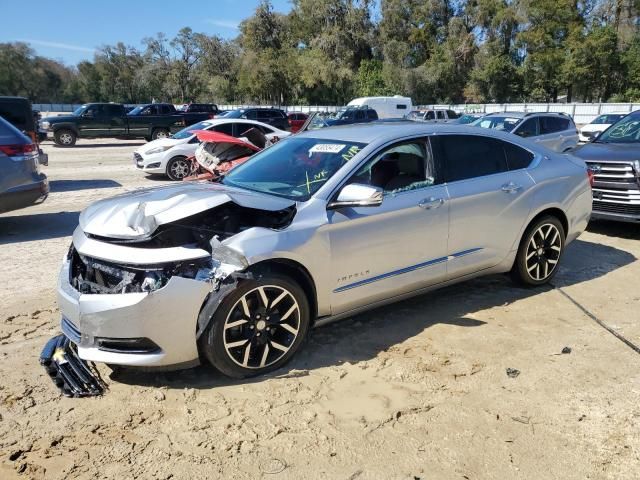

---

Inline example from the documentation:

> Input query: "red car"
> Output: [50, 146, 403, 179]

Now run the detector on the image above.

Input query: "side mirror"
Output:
[82, 111, 94, 118]
[328, 183, 383, 209]
[514, 130, 529, 138]
[590, 131, 601, 141]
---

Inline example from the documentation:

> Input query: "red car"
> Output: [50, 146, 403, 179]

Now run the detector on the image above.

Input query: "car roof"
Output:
[294, 122, 529, 144]
[484, 111, 571, 118]
[193, 118, 283, 131]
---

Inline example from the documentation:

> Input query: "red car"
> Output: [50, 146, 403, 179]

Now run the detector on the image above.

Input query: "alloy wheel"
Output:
[525, 223, 562, 281]
[169, 158, 190, 179]
[223, 285, 301, 369]
[60, 133, 73, 144]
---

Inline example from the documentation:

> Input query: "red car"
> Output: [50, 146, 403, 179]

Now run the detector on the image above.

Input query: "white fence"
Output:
[34, 102, 640, 124]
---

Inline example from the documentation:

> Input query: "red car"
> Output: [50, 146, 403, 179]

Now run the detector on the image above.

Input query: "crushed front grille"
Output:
[69, 248, 142, 294]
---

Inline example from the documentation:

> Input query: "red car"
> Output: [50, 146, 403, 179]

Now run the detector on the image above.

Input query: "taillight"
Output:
[587, 169, 595, 187]
[0, 143, 36, 156]
[209, 114, 215, 119]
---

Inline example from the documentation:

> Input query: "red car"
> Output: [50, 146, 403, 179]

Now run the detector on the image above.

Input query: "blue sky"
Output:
[0, 0, 292, 65]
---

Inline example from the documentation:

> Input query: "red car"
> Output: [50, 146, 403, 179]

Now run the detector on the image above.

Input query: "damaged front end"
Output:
[49, 182, 298, 379]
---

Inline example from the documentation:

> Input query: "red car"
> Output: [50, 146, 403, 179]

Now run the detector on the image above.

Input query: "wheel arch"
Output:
[53, 124, 79, 136]
[527, 207, 569, 237]
[247, 258, 318, 322]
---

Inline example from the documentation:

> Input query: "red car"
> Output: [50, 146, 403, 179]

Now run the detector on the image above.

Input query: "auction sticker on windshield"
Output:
[309, 144, 346, 154]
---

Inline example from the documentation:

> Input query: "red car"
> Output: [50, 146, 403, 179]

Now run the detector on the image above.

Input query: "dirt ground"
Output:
[0, 138, 639, 480]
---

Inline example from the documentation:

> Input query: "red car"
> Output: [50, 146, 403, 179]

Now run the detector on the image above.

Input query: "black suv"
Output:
[178, 103, 218, 114]
[225, 108, 289, 131]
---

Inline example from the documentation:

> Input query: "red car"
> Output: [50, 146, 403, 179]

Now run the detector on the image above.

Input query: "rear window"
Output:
[212, 123, 234, 136]
[0, 100, 34, 132]
[504, 142, 534, 170]
[0, 116, 29, 143]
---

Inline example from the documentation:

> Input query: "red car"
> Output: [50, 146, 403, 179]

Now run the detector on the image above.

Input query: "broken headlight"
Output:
[69, 248, 213, 294]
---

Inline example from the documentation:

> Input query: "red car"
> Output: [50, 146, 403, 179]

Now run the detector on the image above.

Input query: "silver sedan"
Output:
[57, 123, 592, 377]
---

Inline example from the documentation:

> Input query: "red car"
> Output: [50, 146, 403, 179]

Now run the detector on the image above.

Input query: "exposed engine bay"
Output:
[87, 202, 296, 250]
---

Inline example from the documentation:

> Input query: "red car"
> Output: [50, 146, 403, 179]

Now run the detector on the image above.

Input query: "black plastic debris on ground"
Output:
[561, 346, 572, 354]
[506, 368, 520, 378]
[40, 334, 106, 397]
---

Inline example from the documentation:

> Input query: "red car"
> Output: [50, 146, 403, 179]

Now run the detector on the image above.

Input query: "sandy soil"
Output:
[1, 138, 639, 480]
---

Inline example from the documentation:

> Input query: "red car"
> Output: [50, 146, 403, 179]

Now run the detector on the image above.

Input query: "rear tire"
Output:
[199, 274, 310, 379]
[166, 156, 190, 181]
[151, 128, 170, 141]
[511, 215, 565, 286]
[54, 129, 76, 147]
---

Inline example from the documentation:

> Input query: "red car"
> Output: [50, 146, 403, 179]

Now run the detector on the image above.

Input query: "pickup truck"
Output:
[128, 103, 216, 126]
[409, 108, 459, 122]
[41, 103, 189, 146]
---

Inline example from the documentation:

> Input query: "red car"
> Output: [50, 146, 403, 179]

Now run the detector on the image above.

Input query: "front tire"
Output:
[54, 129, 76, 147]
[199, 274, 310, 378]
[511, 215, 565, 286]
[165, 156, 190, 181]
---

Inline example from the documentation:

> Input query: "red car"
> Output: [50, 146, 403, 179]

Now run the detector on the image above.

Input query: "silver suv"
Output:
[0, 116, 48, 214]
[472, 112, 579, 152]
[57, 124, 592, 378]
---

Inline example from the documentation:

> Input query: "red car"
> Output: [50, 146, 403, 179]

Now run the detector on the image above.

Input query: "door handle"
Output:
[501, 182, 522, 193]
[418, 197, 444, 210]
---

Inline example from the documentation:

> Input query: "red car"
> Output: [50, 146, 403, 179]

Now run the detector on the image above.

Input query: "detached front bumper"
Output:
[57, 259, 212, 368]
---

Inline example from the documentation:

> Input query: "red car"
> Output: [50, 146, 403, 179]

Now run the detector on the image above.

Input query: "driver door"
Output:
[326, 138, 450, 315]
[78, 105, 110, 137]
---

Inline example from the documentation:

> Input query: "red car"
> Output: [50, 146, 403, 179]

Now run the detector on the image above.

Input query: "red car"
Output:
[287, 112, 308, 133]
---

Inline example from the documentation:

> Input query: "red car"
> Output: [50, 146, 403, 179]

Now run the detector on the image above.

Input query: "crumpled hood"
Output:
[80, 182, 295, 240]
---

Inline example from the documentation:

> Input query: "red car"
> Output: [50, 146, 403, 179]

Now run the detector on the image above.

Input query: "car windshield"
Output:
[171, 120, 214, 139]
[456, 114, 479, 124]
[472, 115, 522, 131]
[222, 137, 367, 201]
[596, 113, 640, 143]
[591, 114, 626, 125]
[72, 105, 88, 116]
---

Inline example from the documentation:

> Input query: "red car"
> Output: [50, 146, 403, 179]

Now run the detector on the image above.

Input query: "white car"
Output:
[579, 112, 627, 142]
[134, 119, 290, 180]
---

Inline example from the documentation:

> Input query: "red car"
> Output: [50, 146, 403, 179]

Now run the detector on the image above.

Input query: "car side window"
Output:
[436, 135, 509, 182]
[447, 110, 459, 119]
[436, 111, 445, 120]
[503, 142, 535, 170]
[514, 118, 538, 138]
[244, 110, 257, 120]
[213, 123, 234, 136]
[355, 110, 365, 121]
[425, 111, 435, 120]
[348, 140, 436, 194]
[540, 116, 569, 133]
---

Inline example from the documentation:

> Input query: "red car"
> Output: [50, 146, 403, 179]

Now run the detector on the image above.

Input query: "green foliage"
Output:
[0, 0, 638, 105]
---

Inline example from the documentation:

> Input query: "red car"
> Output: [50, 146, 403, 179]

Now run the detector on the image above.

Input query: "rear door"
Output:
[539, 116, 576, 151]
[432, 134, 536, 278]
